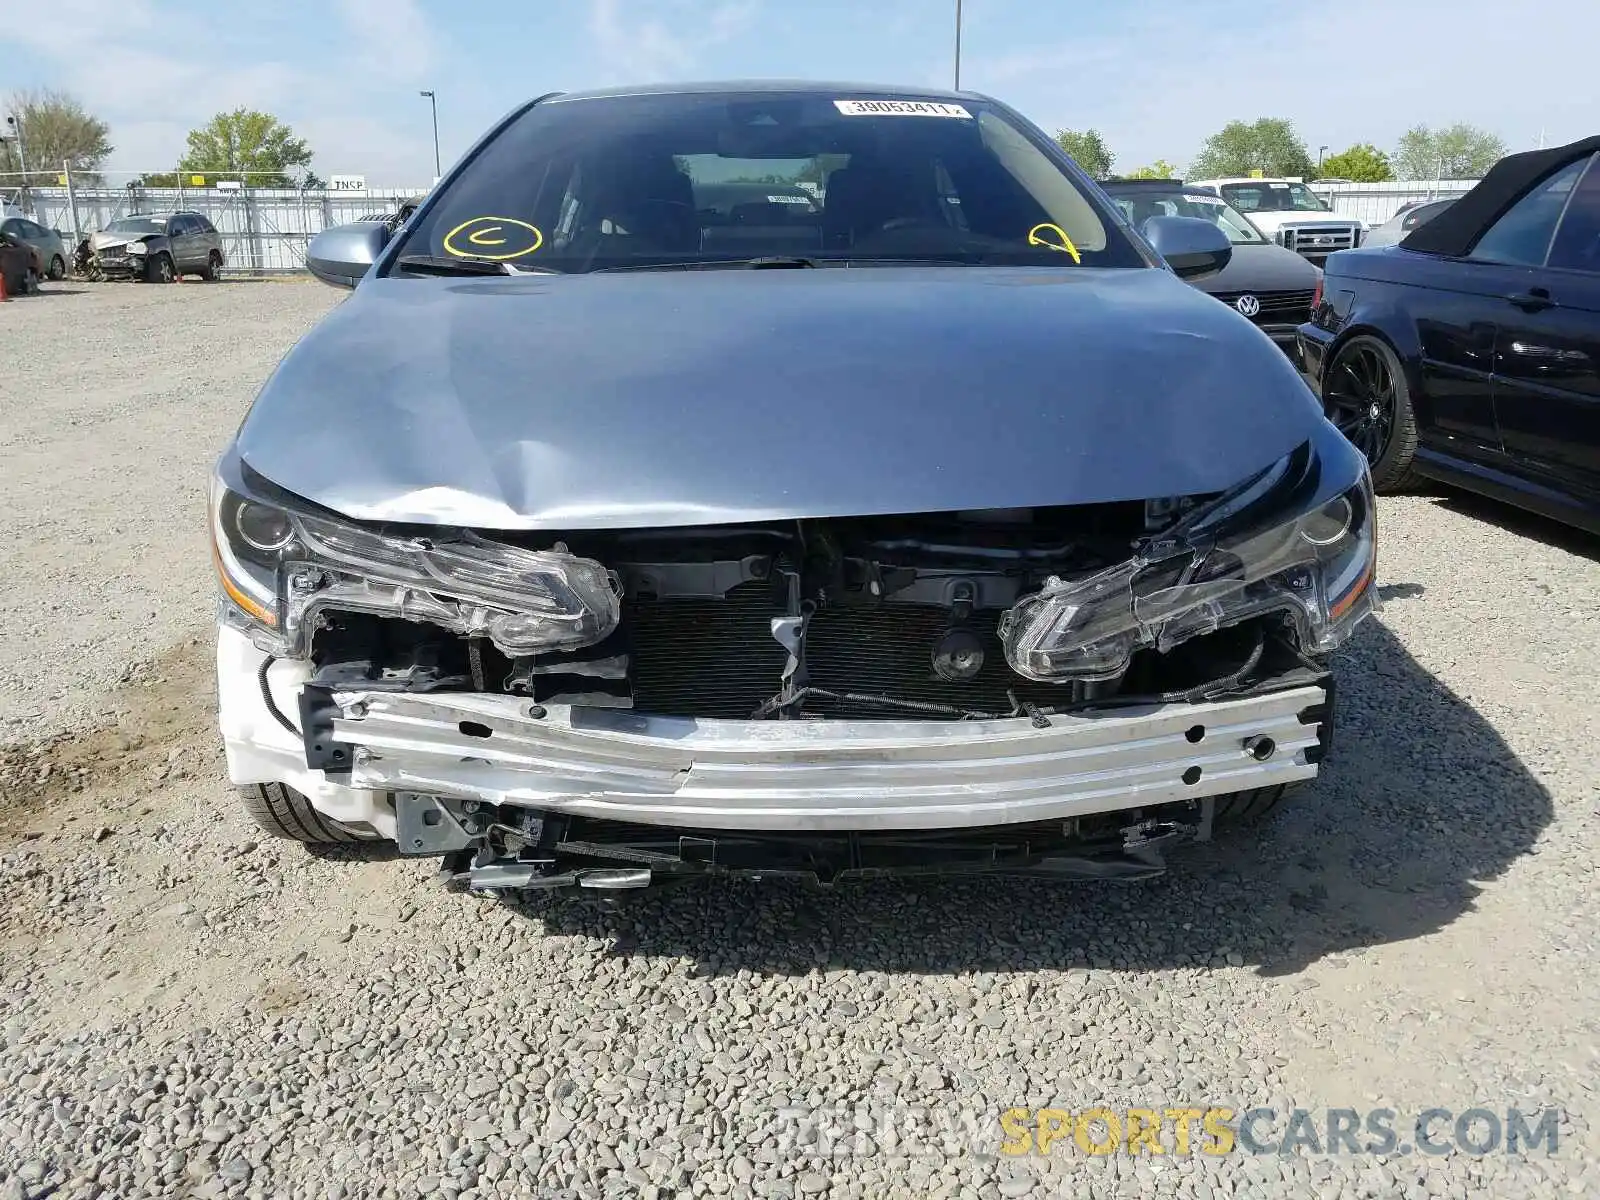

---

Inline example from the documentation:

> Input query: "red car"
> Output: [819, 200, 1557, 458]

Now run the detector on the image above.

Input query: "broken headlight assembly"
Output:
[209, 469, 620, 659]
[1001, 439, 1377, 682]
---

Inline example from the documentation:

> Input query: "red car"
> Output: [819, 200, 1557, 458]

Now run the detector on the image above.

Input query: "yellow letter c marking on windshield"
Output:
[443, 216, 544, 260]
[1028, 223, 1081, 263]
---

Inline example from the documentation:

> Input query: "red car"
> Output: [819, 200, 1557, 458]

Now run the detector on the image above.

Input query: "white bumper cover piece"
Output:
[217, 626, 397, 839]
[320, 684, 1328, 833]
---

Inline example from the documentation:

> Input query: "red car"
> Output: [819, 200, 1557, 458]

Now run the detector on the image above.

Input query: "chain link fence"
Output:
[2, 168, 429, 275]
[3, 167, 1485, 275]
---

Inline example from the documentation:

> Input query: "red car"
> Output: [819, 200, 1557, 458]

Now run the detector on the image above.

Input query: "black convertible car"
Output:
[1299, 136, 1600, 533]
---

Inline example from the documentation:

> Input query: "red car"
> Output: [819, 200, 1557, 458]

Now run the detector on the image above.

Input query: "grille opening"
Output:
[626, 582, 1099, 719]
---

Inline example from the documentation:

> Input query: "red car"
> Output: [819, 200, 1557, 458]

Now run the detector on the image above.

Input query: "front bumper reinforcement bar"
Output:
[308, 682, 1329, 833]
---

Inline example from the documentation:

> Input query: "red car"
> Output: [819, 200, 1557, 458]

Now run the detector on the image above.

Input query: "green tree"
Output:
[0, 89, 113, 183]
[177, 108, 313, 188]
[1120, 159, 1182, 180]
[1189, 118, 1314, 179]
[795, 154, 849, 187]
[1055, 129, 1115, 179]
[1317, 143, 1392, 182]
[1393, 123, 1506, 181]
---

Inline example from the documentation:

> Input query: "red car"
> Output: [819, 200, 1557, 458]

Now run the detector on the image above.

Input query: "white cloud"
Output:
[586, 0, 757, 83]
[971, 0, 1600, 171]
[9, 0, 447, 186]
[5, 0, 156, 48]
[334, 0, 435, 80]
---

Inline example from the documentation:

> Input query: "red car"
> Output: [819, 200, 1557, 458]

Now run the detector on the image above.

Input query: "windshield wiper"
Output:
[394, 254, 558, 277]
[593, 256, 820, 273]
[590, 255, 999, 274]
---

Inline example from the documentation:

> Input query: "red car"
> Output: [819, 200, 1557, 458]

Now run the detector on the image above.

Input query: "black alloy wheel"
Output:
[1325, 339, 1395, 461]
[1322, 335, 1420, 491]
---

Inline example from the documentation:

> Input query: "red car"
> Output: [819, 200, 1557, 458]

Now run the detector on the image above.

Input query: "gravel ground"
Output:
[2, 282, 1599, 1199]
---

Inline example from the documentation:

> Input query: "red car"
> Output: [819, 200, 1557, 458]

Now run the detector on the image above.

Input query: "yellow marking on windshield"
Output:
[443, 216, 544, 260]
[1027, 223, 1081, 263]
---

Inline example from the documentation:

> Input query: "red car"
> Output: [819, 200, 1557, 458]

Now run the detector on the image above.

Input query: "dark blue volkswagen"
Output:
[210, 82, 1376, 893]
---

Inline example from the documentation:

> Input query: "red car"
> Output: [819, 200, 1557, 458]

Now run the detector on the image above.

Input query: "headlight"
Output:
[126, 242, 147, 255]
[209, 474, 621, 658]
[1000, 444, 1377, 682]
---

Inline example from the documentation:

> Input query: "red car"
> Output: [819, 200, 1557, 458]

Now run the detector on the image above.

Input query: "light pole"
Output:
[1317, 145, 1328, 172]
[953, 0, 964, 91]
[419, 91, 440, 178]
[4, 113, 26, 182]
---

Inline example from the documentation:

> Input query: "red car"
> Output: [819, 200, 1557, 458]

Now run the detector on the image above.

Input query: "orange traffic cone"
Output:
[0, 269, 9, 302]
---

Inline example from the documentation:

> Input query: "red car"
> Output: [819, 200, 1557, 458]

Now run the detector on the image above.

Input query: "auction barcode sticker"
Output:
[834, 99, 973, 118]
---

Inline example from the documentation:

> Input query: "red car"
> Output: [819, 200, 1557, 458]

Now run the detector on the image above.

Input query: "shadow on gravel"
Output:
[1431, 490, 1600, 564]
[518, 621, 1552, 979]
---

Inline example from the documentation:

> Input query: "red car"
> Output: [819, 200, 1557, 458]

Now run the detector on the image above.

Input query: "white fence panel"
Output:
[7, 185, 430, 274]
[1312, 180, 1479, 226]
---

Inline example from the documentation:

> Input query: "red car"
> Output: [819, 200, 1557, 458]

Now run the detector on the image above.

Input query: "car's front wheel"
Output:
[1323, 334, 1419, 491]
[241, 783, 381, 844]
[145, 252, 175, 284]
[47, 254, 66, 281]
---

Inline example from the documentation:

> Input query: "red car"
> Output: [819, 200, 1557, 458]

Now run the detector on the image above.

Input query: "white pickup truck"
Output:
[1186, 177, 1364, 264]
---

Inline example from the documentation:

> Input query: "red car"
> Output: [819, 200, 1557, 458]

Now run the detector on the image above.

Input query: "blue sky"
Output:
[5, 0, 1596, 187]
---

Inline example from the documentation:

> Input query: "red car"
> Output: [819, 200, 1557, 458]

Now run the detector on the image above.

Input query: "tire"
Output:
[47, 254, 66, 281]
[1322, 334, 1420, 492]
[1211, 784, 1295, 826]
[146, 252, 175, 284]
[201, 251, 222, 281]
[240, 782, 379, 844]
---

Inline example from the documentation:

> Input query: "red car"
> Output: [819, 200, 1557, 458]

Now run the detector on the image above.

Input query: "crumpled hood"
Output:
[92, 231, 153, 251]
[234, 267, 1325, 530]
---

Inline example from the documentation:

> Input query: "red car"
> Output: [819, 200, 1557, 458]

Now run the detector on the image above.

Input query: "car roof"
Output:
[1103, 180, 1201, 193]
[546, 79, 985, 104]
[1190, 177, 1304, 185]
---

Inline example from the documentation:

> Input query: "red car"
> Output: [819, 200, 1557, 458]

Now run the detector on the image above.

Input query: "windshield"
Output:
[1218, 183, 1330, 214]
[396, 91, 1143, 273]
[1107, 189, 1267, 244]
[105, 216, 168, 235]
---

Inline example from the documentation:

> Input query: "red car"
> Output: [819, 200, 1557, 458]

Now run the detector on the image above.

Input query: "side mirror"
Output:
[1142, 215, 1233, 281]
[306, 221, 390, 288]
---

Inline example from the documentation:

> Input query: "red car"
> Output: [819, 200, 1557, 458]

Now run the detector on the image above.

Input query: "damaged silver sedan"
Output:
[213, 81, 1377, 893]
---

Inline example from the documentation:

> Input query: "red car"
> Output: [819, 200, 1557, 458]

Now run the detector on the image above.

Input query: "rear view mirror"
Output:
[1142, 215, 1233, 281]
[306, 221, 390, 288]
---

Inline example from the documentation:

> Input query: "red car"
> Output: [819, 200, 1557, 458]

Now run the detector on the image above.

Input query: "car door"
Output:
[195, 214, 222, 266]
[1485, 153, 1600, 499]
[167, 215, 198, 269]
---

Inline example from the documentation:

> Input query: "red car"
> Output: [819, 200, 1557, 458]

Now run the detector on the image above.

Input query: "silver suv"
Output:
[88, 211, 226, 282]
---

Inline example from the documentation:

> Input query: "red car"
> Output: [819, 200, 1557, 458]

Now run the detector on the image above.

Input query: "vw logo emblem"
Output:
[1235, 294, 1261, 317]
